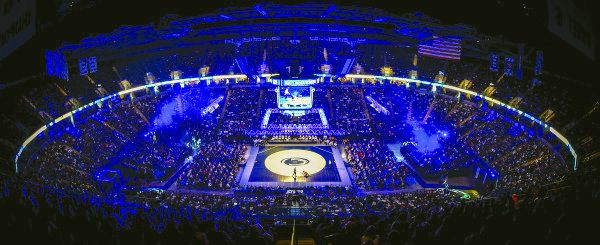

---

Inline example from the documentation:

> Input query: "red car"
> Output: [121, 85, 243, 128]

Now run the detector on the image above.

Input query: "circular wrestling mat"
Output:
[265, 149, 326, 177]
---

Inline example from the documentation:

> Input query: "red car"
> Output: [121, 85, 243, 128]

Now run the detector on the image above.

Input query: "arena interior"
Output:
[0, 1, 599, 244]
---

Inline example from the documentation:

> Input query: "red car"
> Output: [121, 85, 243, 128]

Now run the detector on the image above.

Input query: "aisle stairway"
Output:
[275, 238, 315, 245]
[256, 88, 265, 127]
[358, 88, 375, 132]
[215, 88, 232, 133]
[273, 221, 316, 245]
[326, 88, 336, 126]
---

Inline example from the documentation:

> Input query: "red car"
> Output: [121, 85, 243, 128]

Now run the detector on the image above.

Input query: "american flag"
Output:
[418, 36, 462, 60]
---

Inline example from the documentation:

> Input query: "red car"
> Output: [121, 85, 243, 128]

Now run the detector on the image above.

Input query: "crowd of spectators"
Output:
[116, 139, 189, 187]
[0, 78, 594, 245]
[0, 176, 276, 244]
[177, 141, 247, 190]
[0, 41, 596, 245]
[2, 163, 598, 244]
[220, 87, 261, 138]
[16, 77, 572, 197]
[311, 165, 600, 244]
[343, 138, 411, 190]
[361, 84, 569, 191]
[330, 87, 372, 135]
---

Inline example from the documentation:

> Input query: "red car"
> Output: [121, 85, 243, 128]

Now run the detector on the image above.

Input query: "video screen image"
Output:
[278, 86, 313, 109]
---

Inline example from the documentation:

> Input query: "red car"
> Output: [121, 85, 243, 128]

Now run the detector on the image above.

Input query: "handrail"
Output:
[290, 219, 296, 245]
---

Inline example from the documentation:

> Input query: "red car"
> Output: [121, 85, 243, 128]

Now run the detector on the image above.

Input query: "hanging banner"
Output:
[547, 0, 595, 60]
[89, 56, 97, 74]
[489, 53, 499, 72]
[504, 56, 514, 77]
[0, 0, 36, 60]
[79, 58, 88, 76]
[535, 51, 543, 75]
[517, 45, 524, 80]
[45, 50, 69, 80]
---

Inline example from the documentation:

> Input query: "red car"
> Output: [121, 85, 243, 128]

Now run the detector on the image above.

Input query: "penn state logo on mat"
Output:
[281, 157, 310, 166]
[265, 149, 326, 177]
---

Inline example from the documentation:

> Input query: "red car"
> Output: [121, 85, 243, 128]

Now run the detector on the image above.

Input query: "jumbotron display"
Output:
[277, 86, 314, 109]
[1, 3, 596, 244]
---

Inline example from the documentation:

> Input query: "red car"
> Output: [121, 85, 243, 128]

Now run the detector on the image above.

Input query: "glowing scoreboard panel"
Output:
[276, 86, 314, 110]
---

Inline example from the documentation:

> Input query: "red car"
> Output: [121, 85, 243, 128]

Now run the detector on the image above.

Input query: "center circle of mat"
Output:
[265, 149, 326, 176]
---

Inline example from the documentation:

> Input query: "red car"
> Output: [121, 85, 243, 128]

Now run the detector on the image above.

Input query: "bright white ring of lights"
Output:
[265, 150, 326, 176]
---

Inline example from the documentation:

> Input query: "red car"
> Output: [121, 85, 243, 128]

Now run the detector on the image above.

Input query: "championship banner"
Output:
[517, 45, 524, 80]
[60, 54, 69, 81]
[79, 58, 88, 76]
[547, 0, 595, 60]
[45, 50, 69, 80]
[45, 51, 57, 77]
[504, 56, 514, 77]
[489, 53, 499, 72]
[89, 57, 97, 73]
[535, 51, 543, 75]
[0, 0, 36, 60]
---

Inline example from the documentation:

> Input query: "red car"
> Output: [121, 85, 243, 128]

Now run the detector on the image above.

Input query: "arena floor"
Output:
[238, 145, 352, 187]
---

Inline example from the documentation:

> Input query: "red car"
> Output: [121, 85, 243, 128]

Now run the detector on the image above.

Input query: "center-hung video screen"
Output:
[277, 86, 313, 110]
